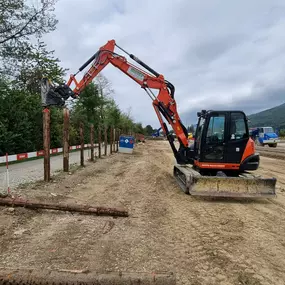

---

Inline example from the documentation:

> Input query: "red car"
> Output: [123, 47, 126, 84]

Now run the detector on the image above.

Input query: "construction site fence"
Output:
[0, 143, 101, 164]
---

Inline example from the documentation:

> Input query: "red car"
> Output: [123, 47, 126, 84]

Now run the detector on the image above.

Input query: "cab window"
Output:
[230, 112, 247, 140]
[206, 115, 225, 143]
[195, 117, 205, 149]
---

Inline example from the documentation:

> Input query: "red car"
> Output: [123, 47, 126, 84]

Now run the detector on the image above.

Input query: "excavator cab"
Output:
[173, 110, 276, 198]
[193, 110, 259, 172]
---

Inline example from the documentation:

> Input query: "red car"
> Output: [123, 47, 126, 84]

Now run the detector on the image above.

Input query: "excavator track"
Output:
[173, 164, 276, 198]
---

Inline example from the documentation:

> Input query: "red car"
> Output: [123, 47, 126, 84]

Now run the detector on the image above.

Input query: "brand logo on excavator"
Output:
[127, 67, 145, 81]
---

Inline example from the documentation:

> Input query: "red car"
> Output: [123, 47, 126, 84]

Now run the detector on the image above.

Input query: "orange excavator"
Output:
[42, 39, 276, 198]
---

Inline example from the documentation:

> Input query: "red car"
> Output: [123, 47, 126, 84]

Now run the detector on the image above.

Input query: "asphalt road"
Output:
[0, 145, 112, 193]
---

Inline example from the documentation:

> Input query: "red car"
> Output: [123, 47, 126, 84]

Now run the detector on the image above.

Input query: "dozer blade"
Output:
[173, 164, 276, 198]
[0, 268, 176, 285]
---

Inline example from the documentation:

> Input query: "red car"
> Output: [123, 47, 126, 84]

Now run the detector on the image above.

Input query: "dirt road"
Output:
[256, 144, 285, 160]
[0, 141, 285, 285]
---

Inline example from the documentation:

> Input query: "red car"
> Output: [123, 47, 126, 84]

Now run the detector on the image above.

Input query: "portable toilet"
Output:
[119, 135, 135, 154]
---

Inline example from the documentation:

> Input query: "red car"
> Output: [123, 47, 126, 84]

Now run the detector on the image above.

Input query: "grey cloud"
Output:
[44, 0, 285, 128]
[190, 34, 247, 64]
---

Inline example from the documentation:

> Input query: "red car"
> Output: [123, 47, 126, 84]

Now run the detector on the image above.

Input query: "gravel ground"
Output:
[1, 141, 282, 194]
[0, 141, 284, 285]
[0, 144, 112, 194]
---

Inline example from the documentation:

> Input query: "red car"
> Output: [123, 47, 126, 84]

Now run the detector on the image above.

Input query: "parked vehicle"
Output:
[249, 127, 280, 147]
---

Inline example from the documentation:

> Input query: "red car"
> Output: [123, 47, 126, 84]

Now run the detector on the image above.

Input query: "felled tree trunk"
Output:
[0, 197, 128, 217]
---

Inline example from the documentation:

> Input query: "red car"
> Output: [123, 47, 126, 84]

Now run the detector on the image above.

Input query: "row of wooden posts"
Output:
[43, 108, 121, 182]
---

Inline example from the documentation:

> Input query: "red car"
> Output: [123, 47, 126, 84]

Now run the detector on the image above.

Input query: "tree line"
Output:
[0, 0, 155, 156]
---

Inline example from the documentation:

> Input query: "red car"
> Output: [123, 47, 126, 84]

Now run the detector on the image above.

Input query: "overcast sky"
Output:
[44, 0, 285, 127]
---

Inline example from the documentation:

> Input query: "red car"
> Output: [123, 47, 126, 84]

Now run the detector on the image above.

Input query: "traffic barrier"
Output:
[0, 144, 93, 164]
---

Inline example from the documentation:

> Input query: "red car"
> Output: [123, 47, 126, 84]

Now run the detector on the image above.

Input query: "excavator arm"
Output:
[44, 39, 191, 164]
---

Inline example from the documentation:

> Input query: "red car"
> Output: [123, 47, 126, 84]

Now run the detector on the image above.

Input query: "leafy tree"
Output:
[144, 125, 154, 136]
[0, 0, 58, 75]
[279, 129, 285, 137]
[133, 123, 144, 134]
[104, 99, 122, 128]
[189, 124, 195, 133]
[0, 78, 42, 155]
[16, 40, 67, 94]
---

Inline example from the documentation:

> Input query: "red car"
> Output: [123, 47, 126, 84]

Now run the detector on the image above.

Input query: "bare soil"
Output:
[256, 143, 285, 160]
[1, 141, 285, 285]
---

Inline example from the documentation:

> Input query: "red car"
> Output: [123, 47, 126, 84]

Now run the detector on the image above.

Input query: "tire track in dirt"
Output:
[1, 141, 285, 285]
[147, 141, 285, 284]
[145, 145, 254, 284]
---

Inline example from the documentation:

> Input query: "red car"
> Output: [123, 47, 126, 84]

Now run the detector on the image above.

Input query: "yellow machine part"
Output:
[173, 164, 276, 198]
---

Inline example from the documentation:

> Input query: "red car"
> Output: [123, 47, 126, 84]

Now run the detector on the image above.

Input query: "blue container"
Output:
[119, 135, 135, 153]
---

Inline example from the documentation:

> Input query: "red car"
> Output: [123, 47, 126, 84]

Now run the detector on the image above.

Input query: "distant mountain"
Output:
[248, 103, 285, 129]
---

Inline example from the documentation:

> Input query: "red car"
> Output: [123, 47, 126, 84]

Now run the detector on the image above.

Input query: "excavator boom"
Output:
[43, 39, 190, 164]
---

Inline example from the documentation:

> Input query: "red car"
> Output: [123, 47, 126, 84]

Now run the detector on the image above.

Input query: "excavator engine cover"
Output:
[173, 164, 276, 198]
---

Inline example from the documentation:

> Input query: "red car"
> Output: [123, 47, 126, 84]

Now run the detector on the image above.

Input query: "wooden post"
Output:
[98, 125, 102, 158]
[43, 108, 50, 181]
[110, 126, 113, 154]
[63, 108, 70, 172]
[80, 122, 84, 166]
[113, 128, 116, 152]
[104, 126, 108, 156]
[90, 124, 94, 162]
[116, 129, 119, 152]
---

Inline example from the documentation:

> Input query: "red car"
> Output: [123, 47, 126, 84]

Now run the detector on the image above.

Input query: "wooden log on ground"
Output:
[0, 268, 175, 285]
[0, 197, 128, 217]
